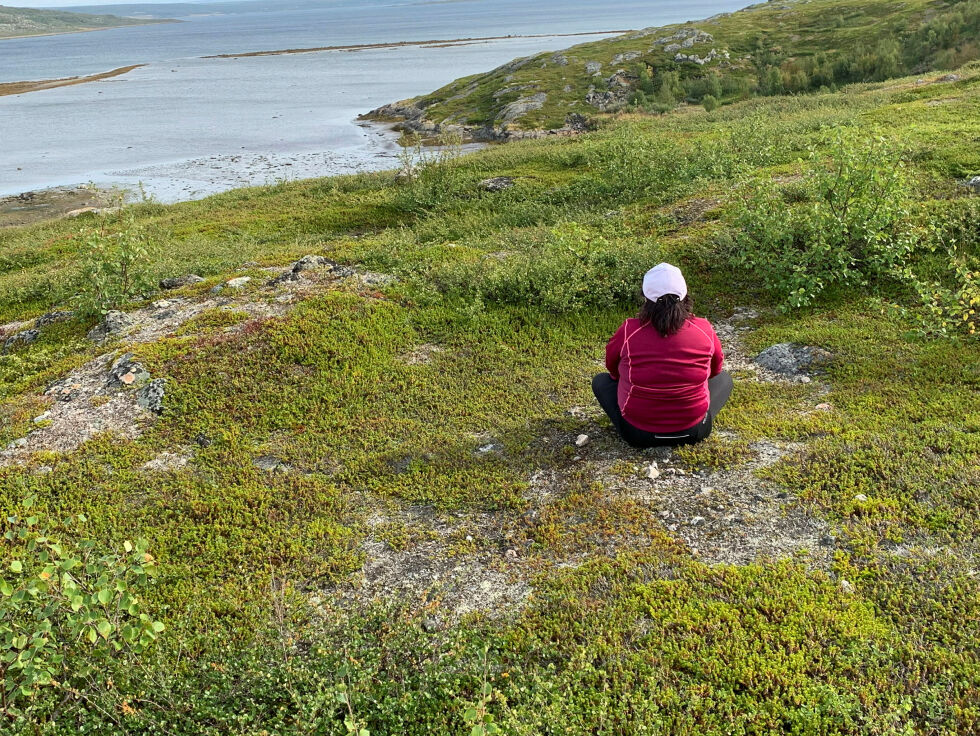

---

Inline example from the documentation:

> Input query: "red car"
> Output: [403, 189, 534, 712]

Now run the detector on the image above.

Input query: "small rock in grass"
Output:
[136, 379, 166, 415]
[690, 516, 705, 526]
[108, 353, 150, 388]
[3, 329, 40, 354]
[505, 548, 518, 559]
[839, 579, 855, 594]
[293, 255, 332, 272]
[7, 438, 28, 450]
[225, 277, 251, 290]
[964, 175, 980, 192]
[815, 403, 832, 411]
[422, 617, 444, 633]
[646, 462, 661, 480]
[575, 433, 590, 447]
[754, 343, 834, 376]
[254, 455, 286, 472]
[853, 493, 869, 503]
[33, 412, 52, 424]
[479, 177, 515, 192]
[160, 274, 204, 290]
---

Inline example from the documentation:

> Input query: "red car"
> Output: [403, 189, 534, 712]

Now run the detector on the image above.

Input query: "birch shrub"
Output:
[729, 132, 915, 309]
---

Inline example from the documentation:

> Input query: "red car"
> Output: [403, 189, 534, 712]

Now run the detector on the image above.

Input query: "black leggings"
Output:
[592, 371, 733, 448]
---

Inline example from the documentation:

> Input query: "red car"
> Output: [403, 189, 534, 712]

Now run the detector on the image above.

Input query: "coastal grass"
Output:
[1, 62, 979, 733]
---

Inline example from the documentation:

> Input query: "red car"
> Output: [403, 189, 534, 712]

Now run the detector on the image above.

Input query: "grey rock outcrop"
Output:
[585, 61, 603, 75]
[499, 93, 547, 123]
[35, 310, 74, 328]
[652, 28, 714, 48]
[612, 51, 641, 65]
[964, 175, 980, 192]
[754, 343, 834, 375]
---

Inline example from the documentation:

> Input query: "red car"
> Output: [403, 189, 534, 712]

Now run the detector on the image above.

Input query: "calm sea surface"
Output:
[0, 0, 749, 201]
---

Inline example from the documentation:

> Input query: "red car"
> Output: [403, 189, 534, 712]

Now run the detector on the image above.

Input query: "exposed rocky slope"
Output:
[365, 0, 980, 140]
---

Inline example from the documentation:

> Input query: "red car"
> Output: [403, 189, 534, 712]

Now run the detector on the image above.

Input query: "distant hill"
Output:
[66, 0, 381, 19]
[0, 4, 175, 39]
[368, 0, 980, 140]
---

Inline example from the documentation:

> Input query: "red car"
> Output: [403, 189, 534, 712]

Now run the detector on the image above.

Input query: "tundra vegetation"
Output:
[1, 7, 980, 736]
[0, 6, 171, 40]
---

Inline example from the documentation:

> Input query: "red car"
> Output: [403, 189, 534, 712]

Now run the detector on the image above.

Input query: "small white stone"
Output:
[575, 434, 590, 447]
[840, 579, 855, 594]
[799, 376, 812, 384]
[853, 494, 869, 503]
[225, 277, 252, 289]
[690, 516, 705, 526]
[815, 403, 832, 411]
[33, 412, 52, 424]
[646, 462, 660, 480]
[465, 535, 474, 542]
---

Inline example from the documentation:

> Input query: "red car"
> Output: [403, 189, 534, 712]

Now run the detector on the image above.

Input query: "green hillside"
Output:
[0, 4, 173, 39]
[368, 0, 980, 139]
[1, 6, 980, 735]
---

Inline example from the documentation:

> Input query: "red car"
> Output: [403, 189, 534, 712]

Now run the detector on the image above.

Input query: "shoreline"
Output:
[202, 30, 633, 59]
[0, 19, 178, 42]
[0, 65, 146, 98]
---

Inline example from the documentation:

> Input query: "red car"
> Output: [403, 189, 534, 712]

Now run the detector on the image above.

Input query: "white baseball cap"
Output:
[642, 263, 688, 302]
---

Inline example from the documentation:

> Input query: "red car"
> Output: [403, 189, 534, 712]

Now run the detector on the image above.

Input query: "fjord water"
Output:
[0, 0, 749, 201]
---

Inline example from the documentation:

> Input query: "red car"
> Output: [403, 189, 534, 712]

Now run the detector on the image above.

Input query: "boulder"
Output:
[108, 353, 150, 388]
[136, 379, 166, 415]
[754, 343, 834, 375]
[585, 61, 603, 75]
[964, 175, 980, 192]
[225, 277, 252, 290]
[160, 274, 204, 290]
[87, 310, 135, 343]
[479, 177, 515, 192]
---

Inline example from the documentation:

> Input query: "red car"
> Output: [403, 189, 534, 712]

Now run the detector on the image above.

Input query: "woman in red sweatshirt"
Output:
[592, 263, 733, 447]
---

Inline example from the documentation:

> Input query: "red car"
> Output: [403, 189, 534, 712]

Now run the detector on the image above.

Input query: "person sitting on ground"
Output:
[592, 263, 733, 448]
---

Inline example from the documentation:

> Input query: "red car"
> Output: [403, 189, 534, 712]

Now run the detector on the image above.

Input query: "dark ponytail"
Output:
[638, 294, 693, 337]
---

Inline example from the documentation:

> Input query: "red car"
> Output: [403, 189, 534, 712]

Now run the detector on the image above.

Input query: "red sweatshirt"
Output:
[605, 317, 724, 433]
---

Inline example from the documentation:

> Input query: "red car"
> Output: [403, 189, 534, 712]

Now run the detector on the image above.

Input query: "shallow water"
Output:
[0, 0, 750, 202]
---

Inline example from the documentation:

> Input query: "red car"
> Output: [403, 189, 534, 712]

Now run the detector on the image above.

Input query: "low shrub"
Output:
[727, 131, 915, 309]
[428, 222, 657, 312]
